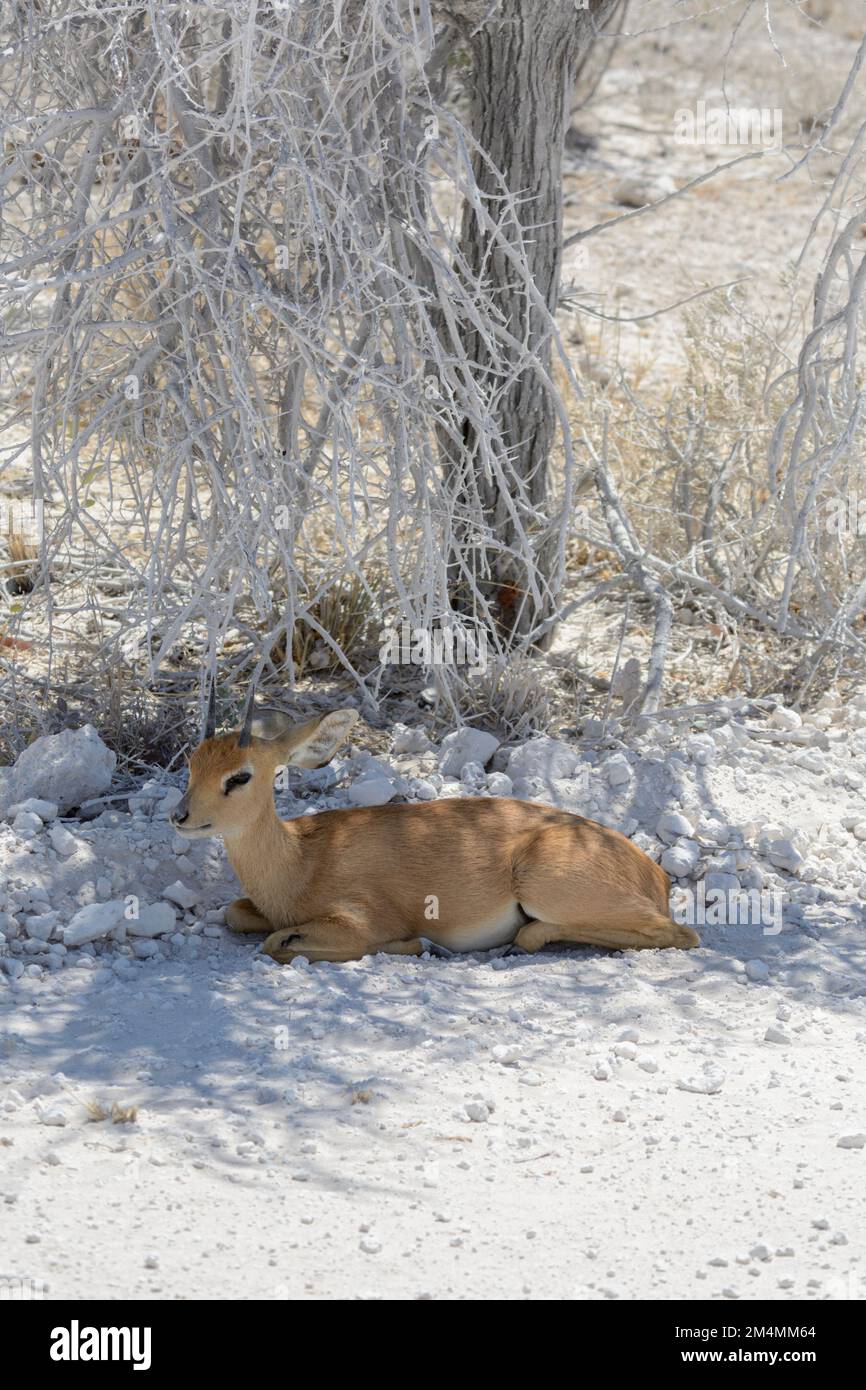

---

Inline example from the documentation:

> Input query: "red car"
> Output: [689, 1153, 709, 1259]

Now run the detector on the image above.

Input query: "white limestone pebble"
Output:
[347, 777, 397, 807]
[766, 839, 803, 873]
[637, 1054, 659, 1073]
[764, 1026, 791, 1045]
[391, 724, 431, 755]
[439, 728, 500, 777]
[162, 880, 197, 911]
[25, 912, 58, 942]
[127, 903, 177, 938]
[605, 755, 631, 787]
[744, 959, 769, 982]
[836, 1133, 866, 1149]
[0, 724, 115, 817]
[491, 1044, 521, 1066]
[661, 841, 700, 877]
[676, 1066, 725, 1095]
[8, 797, 59, 821]
[38, 1104, 68, 1127]
[360, 1236, 382, 1254]
[506, 736, 579, 783]
[657, 811, 694, 843]
[48, 823, 79, 857]
[12, 811, 43, 838]
[64, 900, 125, 947]
[464, 1100, 490, 1122]
[133, 940, 160, 959]
[770, 706, 803, 731]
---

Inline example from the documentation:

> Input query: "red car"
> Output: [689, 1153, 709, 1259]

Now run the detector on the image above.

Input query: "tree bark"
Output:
[436, 0, 616, 644]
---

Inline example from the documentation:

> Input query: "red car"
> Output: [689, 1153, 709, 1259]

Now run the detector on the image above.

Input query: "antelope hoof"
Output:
[261, 929, 303, 963]
[418, 937, 456, 959]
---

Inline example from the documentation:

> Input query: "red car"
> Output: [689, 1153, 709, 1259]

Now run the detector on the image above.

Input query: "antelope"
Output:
[170, 683, 700, 963]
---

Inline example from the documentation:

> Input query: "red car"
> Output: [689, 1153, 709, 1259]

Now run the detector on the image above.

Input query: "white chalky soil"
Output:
[1, 701, 865, 1300]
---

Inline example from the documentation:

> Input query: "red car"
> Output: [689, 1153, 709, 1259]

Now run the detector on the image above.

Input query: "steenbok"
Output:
[171, 683, 699, 963]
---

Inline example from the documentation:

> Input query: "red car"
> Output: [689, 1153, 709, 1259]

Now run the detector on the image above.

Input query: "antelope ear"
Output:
[248, 707, 293, 742]
[286, 709, 359, 768]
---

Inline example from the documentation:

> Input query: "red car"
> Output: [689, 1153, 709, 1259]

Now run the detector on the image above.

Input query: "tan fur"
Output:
[172, 706, 699, 963]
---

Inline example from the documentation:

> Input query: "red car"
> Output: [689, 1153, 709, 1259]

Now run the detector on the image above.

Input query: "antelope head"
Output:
[171, 679, 359, 840]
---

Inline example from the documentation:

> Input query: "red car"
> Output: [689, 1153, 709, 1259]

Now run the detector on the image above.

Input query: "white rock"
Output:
[685, 733, 715, 765]
[12, 811, 43, 837]
[637, 1054, 659, 1073]
[413, 780, 438, 801]
[391, 724, 432, 756]
[491, 1044, 521, 1066]
[657, 811, 693, 843]
[507, 737, 579, 783]
[464, 1100, 490, 1122]
[459, 760, 487, 785]
[770, 706, 802, 731]
[127, 903, 177, 938]
[162, 881, 197, 911]
[763, 1026, 791, 1045]
[661, 841, 700, 877]
[157, 787, 184, 814]
[676, 1067, 725, 1095]
[744, 959, 769, 982]
[605, 755, 631, 787]
[64, 900, 125, 947]
[38, 1104, 68, 1127]
[47, 823, 79, 857]
[439, 728, 500, 777]
[766, 839, 803, 873]
[359, 1237, 382, 1255]
[486, 772, 513, 797]
[7, 798, 59, 821]
[133, 939, 160, 959]
[347, 777, 397, 807]
[0, 725, 115, 817]
[836, 1133, 866, 1149]
[25, 912, 57, 942]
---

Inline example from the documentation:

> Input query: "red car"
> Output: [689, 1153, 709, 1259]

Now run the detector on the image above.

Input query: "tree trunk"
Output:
[436, 0, 614, 644]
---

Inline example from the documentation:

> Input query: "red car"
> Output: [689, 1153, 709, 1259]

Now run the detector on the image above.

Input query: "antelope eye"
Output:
[224, 771, 252, 794]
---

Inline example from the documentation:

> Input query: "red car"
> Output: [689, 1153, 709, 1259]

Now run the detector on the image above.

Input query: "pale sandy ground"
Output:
[2, 698, 865, 1301]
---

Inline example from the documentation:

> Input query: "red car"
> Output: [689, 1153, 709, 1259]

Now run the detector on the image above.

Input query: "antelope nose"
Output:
[171, 796, 190, 827]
